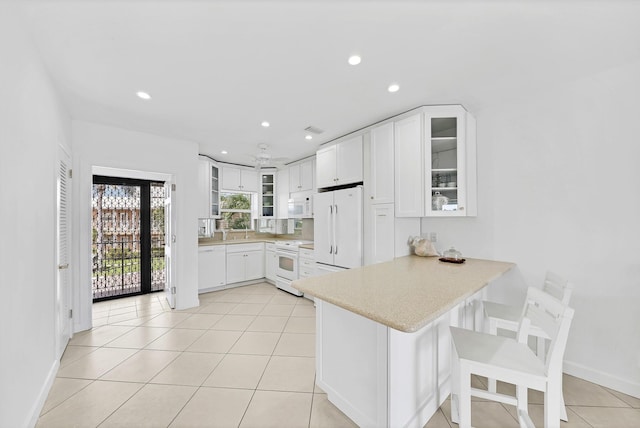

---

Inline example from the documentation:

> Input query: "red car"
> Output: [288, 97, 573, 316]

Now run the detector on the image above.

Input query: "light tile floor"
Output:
[38, 282, 640, 427]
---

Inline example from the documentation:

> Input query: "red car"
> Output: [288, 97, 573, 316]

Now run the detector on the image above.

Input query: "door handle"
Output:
[58, 263, 69, 270]
[328, 205, 333, 254]
[333, 204, 338, 255]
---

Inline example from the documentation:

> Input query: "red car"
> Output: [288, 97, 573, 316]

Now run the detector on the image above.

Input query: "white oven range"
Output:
[274, 240, 311, 296]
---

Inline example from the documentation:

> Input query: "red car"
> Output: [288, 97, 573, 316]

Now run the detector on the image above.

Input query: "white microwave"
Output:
[288, 194, 313, 218]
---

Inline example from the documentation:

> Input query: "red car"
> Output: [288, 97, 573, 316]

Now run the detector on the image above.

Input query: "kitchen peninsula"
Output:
[293, 255, 514, 428]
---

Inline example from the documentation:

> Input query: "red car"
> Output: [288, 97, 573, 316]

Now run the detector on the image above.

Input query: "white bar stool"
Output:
[483, 271, 573, 420]
[450, 287, 575, 428]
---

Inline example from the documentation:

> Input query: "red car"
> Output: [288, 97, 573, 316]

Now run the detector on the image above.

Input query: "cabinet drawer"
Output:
[299, 248, 314, 259]
[226, 242, 264, 253]
[299, 258, 315, 270]
[299, 268, 315, 278]
[265, 243, 276, 252]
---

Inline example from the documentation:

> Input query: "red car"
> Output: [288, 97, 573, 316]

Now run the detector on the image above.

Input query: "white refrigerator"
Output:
[314, 186, 363, 269]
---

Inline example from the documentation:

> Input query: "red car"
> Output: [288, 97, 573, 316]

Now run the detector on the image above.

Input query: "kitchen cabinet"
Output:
[221, 165, 258, 192]
[198, 245, 226, 291]
[298, 248, 316, 279]
[368, 123, 395, 204]
[197, 156, 220, 218]
[265, 243, 277, 283]
[226, 243, 265, 284]
[316, 135, 363, 189]
[425, 106, 477, 216]
[364, 203, 395, 266]
[260, 171, 276, 218]
[394, 113, 424, 217]
[289, 158, 314, 192]
[276, 168, 289, 219]
[394, 106, 477, 217]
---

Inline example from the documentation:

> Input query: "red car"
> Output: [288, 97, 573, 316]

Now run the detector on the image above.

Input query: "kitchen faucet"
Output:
[220, 229, 227, 241]
[245, 228, 248, 239]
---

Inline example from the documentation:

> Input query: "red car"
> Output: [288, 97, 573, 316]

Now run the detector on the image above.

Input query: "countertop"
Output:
[292, 255, 514, 333]
[199, 238, 314, 247]
[299, 243, 314, 250]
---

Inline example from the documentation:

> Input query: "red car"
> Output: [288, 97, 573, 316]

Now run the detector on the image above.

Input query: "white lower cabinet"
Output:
[265, 243, 277, 283]
[226, 243, 265, 284]
[198, 245, 226, 291]
[364, 203, 395, 266]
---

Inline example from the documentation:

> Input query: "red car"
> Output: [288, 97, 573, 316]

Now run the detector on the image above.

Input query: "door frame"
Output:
[81, 167, 175, 327]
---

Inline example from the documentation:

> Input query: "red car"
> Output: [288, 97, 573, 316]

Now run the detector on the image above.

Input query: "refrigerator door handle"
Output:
[333, 204, 338, 255]
[328, 205, 333, 254]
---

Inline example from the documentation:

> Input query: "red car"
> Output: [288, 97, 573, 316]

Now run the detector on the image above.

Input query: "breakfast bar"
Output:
[293, 256, 514, 428]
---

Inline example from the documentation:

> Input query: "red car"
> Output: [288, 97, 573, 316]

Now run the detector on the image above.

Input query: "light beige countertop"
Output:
[292, 255, 514, 333]
[299, 243, 314, 250]
[198, 238, 276, 246]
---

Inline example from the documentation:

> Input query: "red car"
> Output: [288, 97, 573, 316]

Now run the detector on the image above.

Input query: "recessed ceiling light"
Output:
[305, 135, 313, 140]
[221, 150, 228, 154]
[348, 55, 361, 66]
[261, 121, 270, 128]
[387, 83, 400, 93]
[136, 91, 151, 100]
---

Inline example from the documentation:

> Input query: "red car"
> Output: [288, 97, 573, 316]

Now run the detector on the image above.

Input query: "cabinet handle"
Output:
[459, 207, 464, 210]
[370, 196, 374, 199]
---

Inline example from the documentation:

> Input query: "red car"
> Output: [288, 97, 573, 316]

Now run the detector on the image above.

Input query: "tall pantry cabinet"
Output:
[364, 122, 395, 265]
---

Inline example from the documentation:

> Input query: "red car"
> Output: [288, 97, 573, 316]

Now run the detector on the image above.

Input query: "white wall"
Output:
[422, 60, 640, 397]
[72, 121, 200, 331]
[0, 3, 72, 427]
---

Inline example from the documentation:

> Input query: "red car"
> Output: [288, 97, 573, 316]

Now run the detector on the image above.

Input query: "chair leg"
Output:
[545, 380, 561, 428]
[487, 320, 498, 393]
[451, 349, 460, 424]
[458, 364, 472, 428]
[536, 336, 546, 362]
[516, 384, 529, 422]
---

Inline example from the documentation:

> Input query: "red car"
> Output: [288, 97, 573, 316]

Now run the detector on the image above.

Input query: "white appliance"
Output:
[288, 192, 313, 218]
[314, 186, 363, 269]
[274, 240, 312, 296]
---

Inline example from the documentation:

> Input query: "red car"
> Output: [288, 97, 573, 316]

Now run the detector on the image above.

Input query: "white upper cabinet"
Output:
[276, 168, 289, 218]
[221, 165, 258, 192]
[197, 156, 220, 218]
[369, 122, 395, 204]
[316, 135, 363, 189]
[394, 113, 424, 217]
[289, 158, 314, 192]
[424, 105, 476, 216]
[394, 106, 477, 217]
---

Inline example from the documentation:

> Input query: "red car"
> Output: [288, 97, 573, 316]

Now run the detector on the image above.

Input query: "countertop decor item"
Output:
[440, 246, 464, 263]
[409, 236, 438, 257]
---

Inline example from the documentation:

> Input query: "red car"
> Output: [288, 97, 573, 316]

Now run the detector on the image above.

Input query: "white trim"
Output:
[92, 165, 171, 182]
[564, 360, 640, 399]
[26, 359, 60, 428]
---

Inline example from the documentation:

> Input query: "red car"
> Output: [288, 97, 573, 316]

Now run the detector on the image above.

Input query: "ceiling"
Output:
[23, 1, 640, 167]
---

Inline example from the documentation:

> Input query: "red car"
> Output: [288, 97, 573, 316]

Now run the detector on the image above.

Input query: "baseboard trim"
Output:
[564, 360, 640, 399]
[26, 358, 60, 428]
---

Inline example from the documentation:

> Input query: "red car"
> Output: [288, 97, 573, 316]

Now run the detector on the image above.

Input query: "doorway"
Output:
[91, 175, 165, 301]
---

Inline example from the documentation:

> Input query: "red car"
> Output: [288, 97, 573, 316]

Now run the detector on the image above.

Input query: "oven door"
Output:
[276, 251, 298, 281]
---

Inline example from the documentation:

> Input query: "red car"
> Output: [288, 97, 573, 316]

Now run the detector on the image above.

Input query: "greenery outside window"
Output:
[220, 192, 254, 230]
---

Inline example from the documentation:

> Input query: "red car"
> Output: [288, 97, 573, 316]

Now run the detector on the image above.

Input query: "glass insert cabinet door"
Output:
[210, 164, 219, 217]
[425, 107, 468, 215]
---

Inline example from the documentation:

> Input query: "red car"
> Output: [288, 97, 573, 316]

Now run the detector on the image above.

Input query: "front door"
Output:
[92, 176, 166, 301]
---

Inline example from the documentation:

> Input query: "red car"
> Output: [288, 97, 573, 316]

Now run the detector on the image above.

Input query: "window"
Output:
[220, 192, 255, 230]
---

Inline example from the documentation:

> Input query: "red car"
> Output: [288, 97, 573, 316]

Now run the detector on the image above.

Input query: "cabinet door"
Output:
[221, 166, 242, 191]
[276, 168, 290, 218]
[336, 135, 363, 186]
[265, 250, 277, 281]
[245, 250, 265, 281]
[197, 159, 211, 218]
[241, 169, 259, 192]
[289, 164, 302, 192]
[394, 113, 424, 217]
[198, 248, 216, 290]
[369, 203, 395, 265]
[260, 172, 275, 218]
[226, 252, 245, 284]
[316, 145, 337, 189]
[369, 123, 394, 204]
[299, 159, 314, 191]
[211, 247, 226, 287]
[424, 106, 468, 216]
[210, 163, 220, 217]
